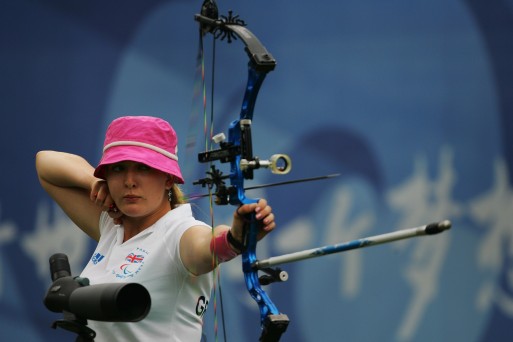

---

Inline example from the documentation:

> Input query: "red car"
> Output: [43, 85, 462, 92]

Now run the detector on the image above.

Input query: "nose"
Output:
[124, 169, 137, 189]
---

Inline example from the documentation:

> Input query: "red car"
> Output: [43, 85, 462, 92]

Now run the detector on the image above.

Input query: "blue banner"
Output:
[1, 0, 512, 341]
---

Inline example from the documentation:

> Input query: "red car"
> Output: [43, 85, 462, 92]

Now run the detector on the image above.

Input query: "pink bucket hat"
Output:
[94, 116, 184, 184]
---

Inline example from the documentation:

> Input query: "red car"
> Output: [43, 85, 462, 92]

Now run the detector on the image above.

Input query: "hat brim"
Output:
[93, 145, 184, 184]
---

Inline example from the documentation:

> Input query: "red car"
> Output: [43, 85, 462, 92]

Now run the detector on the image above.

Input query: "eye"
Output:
[137, 163, 151, 171]
[109, 163, 125, 172]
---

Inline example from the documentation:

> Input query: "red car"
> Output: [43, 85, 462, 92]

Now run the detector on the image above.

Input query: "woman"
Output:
[35, 116, 276, 341]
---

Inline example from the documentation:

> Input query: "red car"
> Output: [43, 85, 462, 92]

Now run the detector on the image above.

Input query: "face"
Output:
[105, 161, 173, 220]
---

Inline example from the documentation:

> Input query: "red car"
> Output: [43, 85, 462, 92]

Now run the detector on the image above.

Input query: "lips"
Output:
[123, 195, 141, 202]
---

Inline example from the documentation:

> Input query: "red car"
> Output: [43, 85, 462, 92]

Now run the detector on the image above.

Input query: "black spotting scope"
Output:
[44, 253, 151, 323]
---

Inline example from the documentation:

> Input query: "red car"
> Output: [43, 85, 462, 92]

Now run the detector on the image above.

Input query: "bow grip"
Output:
[240, 208, 289, 341]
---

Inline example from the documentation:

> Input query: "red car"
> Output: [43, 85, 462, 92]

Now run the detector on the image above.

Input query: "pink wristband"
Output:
[210, 230, 240, 263]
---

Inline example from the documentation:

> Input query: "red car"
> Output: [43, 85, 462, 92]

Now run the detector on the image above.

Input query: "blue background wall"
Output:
[1, 0, 512, 341]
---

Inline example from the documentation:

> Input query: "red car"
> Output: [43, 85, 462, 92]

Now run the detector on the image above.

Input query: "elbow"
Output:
[35, 150, 48, 174]
[35, 150, 55, 183]
[35, 150, 45, 176]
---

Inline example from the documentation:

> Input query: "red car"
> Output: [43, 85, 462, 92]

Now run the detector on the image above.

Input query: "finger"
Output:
[94, 194, 105, 206]
[254, 199, 266, 211]
[261, 213, 275, 229]
[255, 205, 272, 220]
[257, 198, 268, 207]
[101, 196, 117, 211]
[90, 180, 106, 201]
[256, 220, 275, 240]
[236, 203, 256, 216]
[263, 221, 276, 232]
[91, 187, 103, 202]
[95, 191, 108, 207]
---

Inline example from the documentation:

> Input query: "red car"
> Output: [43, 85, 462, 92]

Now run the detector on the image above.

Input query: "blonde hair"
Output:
[169, 183, 187, 208]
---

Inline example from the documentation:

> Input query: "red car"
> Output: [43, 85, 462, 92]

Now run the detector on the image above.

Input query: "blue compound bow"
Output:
[192, 2, 451, 341]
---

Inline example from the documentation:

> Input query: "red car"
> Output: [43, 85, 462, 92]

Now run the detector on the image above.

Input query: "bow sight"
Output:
[194, 131, 291, 205]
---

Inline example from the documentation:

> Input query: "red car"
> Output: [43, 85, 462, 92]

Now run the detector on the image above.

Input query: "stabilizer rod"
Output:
[254, 220, 451, 269]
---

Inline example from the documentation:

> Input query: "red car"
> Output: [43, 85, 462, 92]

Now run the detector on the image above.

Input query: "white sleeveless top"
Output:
[80, 204, 213, 341]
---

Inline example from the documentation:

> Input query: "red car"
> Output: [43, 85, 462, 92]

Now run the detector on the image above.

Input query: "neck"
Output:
[121, 206, 172, 242]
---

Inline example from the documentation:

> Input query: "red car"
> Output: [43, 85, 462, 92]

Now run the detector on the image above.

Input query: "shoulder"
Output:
[162, 204, 210, 235]
[157, 204, 210, 254]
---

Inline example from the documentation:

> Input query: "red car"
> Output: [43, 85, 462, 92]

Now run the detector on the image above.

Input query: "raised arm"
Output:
[35, 150, 110, 241]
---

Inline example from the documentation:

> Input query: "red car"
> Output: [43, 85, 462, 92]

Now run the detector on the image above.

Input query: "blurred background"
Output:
[1, 0, 512, 341]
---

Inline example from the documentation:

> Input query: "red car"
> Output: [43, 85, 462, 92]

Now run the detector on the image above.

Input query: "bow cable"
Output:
[202, 22, 229, 342]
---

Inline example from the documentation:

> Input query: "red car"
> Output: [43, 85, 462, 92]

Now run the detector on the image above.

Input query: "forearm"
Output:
[35, 150, 104, 241]
[36, 150, 96, 191]
[208, 225, 243, 267]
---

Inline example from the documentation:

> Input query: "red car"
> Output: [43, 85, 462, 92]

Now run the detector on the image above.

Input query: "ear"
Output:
[165, 174, 174, 189]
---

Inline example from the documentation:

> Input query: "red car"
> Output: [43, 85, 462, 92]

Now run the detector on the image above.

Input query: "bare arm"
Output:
[180, 199, 276, 275]
[35, 150, 110, 241]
